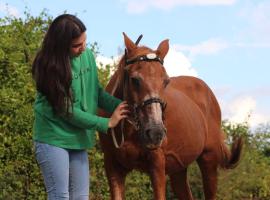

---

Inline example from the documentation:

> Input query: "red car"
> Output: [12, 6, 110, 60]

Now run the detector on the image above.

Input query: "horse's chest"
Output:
[116, 144, 148, 171]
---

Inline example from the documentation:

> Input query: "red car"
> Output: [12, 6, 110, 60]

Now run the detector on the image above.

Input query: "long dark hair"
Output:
[32, 14, 86, 115]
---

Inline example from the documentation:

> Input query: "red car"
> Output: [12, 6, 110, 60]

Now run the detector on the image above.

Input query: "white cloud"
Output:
[234, 42, 270, 48]
[226, 96, 256, 124]
[172, 38, 270, 60]
[0, 2, 20, 17]
[124, 0, 236, 14]
[164, 47, 198, 77]
[170, 35, 270, 60]
[219, 94, 270, 128]
[174, 38, 229, 60]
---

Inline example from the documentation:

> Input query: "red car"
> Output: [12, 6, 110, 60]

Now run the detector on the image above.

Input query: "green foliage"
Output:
[217, 145, 270, 200]
[188, 122, 270, 200]
[125, 171, 153, 199]
[90, 41, 117, 88]
[1, 10, 270, 200]
[88, 146, 110, 200]
[251, 124, 270, 157]
[0, 10, 51, 200]
[97, 63, 112, 88]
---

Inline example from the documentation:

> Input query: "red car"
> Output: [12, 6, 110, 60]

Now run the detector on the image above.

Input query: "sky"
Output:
[1, 0, 269, 129]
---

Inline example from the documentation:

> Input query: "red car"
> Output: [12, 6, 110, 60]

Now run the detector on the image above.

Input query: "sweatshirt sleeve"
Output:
[61, 105, 110, 133]
[98, 83, 122, 113]
[35, 95, 110, 133]
[62, 84, 119, 133]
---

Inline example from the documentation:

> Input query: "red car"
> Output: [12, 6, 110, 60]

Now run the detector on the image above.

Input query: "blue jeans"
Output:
[34, 141, 89, 200]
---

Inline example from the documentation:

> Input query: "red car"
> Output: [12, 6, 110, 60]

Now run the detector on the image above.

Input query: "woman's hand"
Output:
[108, 101, 129, 128]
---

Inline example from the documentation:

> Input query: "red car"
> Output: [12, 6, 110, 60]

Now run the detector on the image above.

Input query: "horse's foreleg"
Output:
[148, 149, 166, 200]
[104, 156, 128, 200]
[197, 152, 218, 200]
[169, 169, 194, 200]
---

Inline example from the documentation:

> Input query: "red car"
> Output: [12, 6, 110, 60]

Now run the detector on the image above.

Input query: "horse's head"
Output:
[118, 33, 170, 150]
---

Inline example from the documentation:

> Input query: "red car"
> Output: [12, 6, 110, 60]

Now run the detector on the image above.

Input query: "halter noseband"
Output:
[134, 97, 166, 114]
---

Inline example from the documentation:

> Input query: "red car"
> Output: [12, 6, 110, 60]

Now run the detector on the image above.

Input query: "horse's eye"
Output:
[164, 78, 170, 88]
[131, 77, 141, 89]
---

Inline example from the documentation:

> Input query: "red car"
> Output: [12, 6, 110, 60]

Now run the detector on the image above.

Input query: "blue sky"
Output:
[1, 0, 269, 128]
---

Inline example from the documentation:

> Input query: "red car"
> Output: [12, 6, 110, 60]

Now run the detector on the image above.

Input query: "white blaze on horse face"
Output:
[143, 94, 163, 124]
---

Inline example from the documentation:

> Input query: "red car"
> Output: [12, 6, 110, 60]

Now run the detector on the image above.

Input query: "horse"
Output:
[98, 33, 243, 200]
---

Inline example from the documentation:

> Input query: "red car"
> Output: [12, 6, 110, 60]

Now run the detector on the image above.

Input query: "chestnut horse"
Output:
[98, 33, 242, 200]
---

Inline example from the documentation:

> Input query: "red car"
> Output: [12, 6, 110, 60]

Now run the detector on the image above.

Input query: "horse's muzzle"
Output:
[140, 124, 166, 149]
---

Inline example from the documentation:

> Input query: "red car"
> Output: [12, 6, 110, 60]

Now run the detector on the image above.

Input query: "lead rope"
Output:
[110, 70, 126, 149]
[111, 126, 124, 148]
[111, 118, 137, 148]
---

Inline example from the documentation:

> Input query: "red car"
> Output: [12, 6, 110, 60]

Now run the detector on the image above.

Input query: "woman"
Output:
[32, 14, 128, 199]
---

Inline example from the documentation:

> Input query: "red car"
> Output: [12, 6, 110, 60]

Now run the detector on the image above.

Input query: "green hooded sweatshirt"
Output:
[33, 48, 121, 149]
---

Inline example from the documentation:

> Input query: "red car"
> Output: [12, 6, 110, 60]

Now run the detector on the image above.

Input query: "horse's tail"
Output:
[219, 136, 243, 169]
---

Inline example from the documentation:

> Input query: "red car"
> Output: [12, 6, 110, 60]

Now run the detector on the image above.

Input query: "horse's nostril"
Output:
[158, 134, 162, 141]
[143, 127, 165, 143]
[145, 129, 151, 139]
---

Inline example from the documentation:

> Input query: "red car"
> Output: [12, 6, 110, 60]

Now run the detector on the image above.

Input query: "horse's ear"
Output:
[157, 39, 169, 59]
[123, 32, 137, 53]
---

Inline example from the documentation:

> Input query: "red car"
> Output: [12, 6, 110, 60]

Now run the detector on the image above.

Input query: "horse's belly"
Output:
[164, 143, 203, 174]
[165, 153, 186, 174]
[163, 116, 206, 173]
